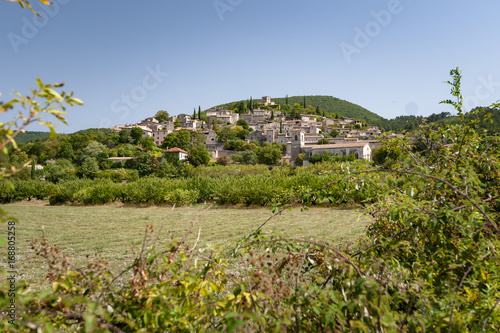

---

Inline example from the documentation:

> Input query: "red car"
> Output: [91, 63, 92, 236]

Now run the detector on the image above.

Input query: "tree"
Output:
[317, 138, 329, 144]
[118, 129, 131, 143]
[187, 144, 210, 166]
[174, 118, 181, 128]
[327, 130, 339, 138]
[303, 95, 306, 109]
[258, 143, 282, 165]
[198, 106, 201, 120]
[237, 101, 245, 114]
[271, 109, 274, 120]
[137, 151, 159, 176]
[45, 159, 77, 183]
[193, 108, 196, 120]
[130, 127, 144, 143]
[176, 129, 191, 150]
[216, 155, 230, 166]
[231, 150, 258, 165]
[154, 110, 170, 122]
[236, 119, 249, 130]
[58, 141, 74, 160]
[294, 153, 306, 166]
[139, 136, 156, 151]
[79, 157, 99, 179]
[80, 142, 108, 162]
[285, 94, 289, 105]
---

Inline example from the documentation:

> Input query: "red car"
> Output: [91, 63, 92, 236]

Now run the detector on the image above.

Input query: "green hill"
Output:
[275, 96, 384, 123]
[6, 131, 50, 144]
[213, 95, 385, 124]
[376, 107, 500, 134]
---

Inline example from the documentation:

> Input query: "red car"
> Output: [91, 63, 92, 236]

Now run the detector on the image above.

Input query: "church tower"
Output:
[291, 129, 304, 164]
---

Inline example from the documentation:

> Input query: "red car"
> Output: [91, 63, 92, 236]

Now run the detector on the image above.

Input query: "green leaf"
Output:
[45, 88, 63, 100]
[69, 97, 84, 105]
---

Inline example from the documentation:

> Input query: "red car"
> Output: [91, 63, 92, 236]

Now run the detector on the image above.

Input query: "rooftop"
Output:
[163, 147, 188, 154]
[310, 142, 370, 149]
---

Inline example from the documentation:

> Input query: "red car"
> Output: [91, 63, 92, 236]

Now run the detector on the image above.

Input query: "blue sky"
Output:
[1, 0, 499, 133]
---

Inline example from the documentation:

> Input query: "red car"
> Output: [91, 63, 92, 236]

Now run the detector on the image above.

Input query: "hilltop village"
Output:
[111, 96, 395, 165]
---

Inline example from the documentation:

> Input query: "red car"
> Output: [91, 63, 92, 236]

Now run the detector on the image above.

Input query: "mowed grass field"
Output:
[1, 201, 371, 289]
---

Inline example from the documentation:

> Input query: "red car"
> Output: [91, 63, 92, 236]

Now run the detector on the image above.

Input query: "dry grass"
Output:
[1, 201, 371, 288]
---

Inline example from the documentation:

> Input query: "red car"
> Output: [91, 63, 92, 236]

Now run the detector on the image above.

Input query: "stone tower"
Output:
[291, 129, 304, 164]
[265, 129, 275, 144]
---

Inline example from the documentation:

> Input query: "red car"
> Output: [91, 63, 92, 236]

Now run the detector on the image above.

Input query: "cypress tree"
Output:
[193, 108, 196, 119]
[31, 156, 36, 180]
[303, 95, 306, 109]
[198, 106, 201, 120]
[285, 94, 289, 105]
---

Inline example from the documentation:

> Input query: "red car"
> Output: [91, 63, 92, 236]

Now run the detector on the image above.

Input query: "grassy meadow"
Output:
[1, 201, 371, 289]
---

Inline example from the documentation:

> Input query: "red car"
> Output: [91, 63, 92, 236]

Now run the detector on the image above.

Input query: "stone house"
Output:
[290, 130, 372, 164]
[203, 130, 218, 149]
[163, 147, 188, 161]
[152, 130, 171, 145]
[307, 142, 372, 160]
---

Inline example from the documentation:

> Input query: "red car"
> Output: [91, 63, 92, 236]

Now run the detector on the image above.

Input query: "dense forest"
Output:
[376, 107, 500, 134]
[7, 131, 50, 144]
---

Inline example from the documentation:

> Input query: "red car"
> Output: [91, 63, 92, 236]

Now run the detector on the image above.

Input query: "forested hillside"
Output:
[214, 95, 384, 124]
[274, 95, 384, 123]
[5, 131, 50, 144]
[377, 107, 500, 134]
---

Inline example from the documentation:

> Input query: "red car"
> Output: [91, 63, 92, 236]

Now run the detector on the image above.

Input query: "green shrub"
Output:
[74, 180, 121, 205]
[49, 179, 93, 205]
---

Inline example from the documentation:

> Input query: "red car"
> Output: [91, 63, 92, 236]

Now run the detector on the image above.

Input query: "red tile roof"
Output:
[163, 147, 188, 154]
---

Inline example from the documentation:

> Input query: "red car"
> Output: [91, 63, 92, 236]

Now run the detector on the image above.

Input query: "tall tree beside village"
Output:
[130, 127, 144, 144]
[316, 106, 320, 115]
[271, 109, 274, 120]
[193, 108, 196, 119]
[237, 101, 246, 114]
[249, 96, 253, 113]
[303, 95, 306, 108]
[187, 144, 210, 167]
[154, 110, 170, 122]
[285, 94, 289, 105]
[198, 106, 201, 120]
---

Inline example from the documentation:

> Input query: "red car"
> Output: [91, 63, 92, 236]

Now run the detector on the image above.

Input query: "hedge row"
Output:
[1, 163, 380, 206]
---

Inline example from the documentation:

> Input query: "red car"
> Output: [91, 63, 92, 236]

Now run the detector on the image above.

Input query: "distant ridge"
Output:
[7, 131, 50, 144]
[213, 95, 385, 124]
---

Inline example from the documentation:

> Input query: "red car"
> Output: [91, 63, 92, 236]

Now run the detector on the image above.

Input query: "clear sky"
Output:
[1, 0, 499, 133]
